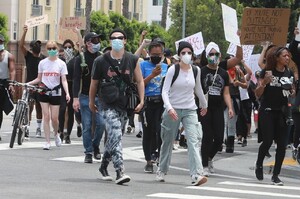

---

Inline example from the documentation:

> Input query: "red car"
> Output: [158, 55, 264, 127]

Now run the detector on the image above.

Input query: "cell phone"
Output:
[156, 64, 161, 69]
[265, 70, 272, 77]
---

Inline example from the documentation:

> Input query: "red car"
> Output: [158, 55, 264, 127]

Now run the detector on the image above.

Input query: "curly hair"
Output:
[265, 46, 289, 70]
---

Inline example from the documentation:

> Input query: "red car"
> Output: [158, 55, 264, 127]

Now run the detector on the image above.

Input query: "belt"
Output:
[146, 95, 162, 103]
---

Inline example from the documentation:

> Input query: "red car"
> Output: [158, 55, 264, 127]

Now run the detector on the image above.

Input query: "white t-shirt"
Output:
[38, 57, 68, 96]
[239, 74, 250, 101]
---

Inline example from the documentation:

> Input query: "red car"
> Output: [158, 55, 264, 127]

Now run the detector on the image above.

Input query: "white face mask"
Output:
[181, 54, 192, 64]
[0, 44, 4, 51]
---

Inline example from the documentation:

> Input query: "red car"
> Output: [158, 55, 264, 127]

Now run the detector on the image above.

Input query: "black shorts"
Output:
[38, 93, 61, 105]
[29, 92, 40, 102]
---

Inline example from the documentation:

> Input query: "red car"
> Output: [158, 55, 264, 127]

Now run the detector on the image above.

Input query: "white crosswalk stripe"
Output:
[147, 181, 300, 199]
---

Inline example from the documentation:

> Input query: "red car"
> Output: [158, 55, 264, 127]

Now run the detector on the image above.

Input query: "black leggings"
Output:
[142, 101, 163, 161]
[200, 107, 224, 167]
[292, 113, 300, 148]
[256, 110, 287, 176]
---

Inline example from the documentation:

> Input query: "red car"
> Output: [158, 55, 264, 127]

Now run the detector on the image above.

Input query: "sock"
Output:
[138, 121, 143, 132]
[37, 119, 42, 129]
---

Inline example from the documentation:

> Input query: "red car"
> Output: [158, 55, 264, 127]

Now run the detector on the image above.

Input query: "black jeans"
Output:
[200, 106, 224, 167]
[256, 109, 287, 176]
[292, 113, 300, 148]
[142, 99, 164, 161]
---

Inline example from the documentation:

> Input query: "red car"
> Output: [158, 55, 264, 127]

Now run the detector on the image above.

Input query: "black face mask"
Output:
[32, 45, 41, 54]
[150, 56, 162, 65]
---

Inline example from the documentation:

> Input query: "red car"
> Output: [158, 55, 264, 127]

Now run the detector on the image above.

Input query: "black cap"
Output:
[30, 40, 41, 47]
[0, 34, 5, 42]
[84, 32, 102, 43]
[109, 28, 127, 39]
[177, 41, 194, 55]
[152, 37, 165, 47]
[164, 48, 172, 57]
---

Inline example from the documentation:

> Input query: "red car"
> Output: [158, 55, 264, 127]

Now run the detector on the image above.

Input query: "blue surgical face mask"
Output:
[0, 44, 4, 51]
[111, 39, 124, 52]
[48, 49, 58, 57]
[91, 43, 101, 53]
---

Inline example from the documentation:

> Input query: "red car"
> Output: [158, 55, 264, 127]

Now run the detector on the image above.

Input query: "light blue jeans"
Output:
[79, 94, 105, 154]
[224, 98, 239, 138]
[158, 108, 203, 176]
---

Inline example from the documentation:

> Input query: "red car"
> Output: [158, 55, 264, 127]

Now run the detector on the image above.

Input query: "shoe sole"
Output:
[272, 182, 284, 186]
[156, 178, 165, 182]
[102, 176, 113, 181]
[144, 170, 154, 173]
[192, 176, 207, 186]
[116, 177, 131, 185]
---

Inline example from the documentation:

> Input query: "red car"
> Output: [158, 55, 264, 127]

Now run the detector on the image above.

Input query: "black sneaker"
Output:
[136, 131, 142, 138]
[84, 154, 93, 163]
[271, 175, 284, 186]
[241, 139, 247, 147]
[265, 151, 272, 158]
[94, 147, 101, 160]
[77, 125, 82, 137]
[65, 136, 71, 144]
[99, 164, 113, 181]
[144, 163, 154, 173]
[255, 165, 263, 181]
[297, 147, 300, 165]
[115, 170, 131, 185]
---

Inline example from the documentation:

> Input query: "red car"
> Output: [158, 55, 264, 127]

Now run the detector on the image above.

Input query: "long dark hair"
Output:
[265, 46, 289, 70]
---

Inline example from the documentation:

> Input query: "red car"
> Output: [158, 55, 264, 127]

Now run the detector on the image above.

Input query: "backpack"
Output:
[162, 63, 198, 89]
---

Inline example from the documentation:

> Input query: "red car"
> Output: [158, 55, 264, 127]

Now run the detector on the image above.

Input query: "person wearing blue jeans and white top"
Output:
[156, 41, 208, 186]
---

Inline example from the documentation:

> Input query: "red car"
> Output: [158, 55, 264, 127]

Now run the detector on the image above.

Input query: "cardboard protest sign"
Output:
[58, 18, 79, 44]
[175, 32, 205, 55]
[221, 3, 240, 45]
[241, 8, 290, 45]
[227, 43, 254, 62]
[25, 15, 48, 28]
[60, 17, 86, 30]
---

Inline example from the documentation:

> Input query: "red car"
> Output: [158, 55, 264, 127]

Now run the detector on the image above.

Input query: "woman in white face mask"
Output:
[157, 41, 208, 186]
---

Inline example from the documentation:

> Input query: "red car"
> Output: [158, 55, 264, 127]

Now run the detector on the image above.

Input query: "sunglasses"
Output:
[180, 51, 192, 55]
[47, 47, 57, 50]
[208, 52, 220, 57]
[89, 37, 100, 44]
[64, 46, 72, 49]
[110, 36, 124, 40]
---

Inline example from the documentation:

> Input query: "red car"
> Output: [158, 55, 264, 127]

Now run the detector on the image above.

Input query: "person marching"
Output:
[255, 46, 294, 186]
[156, 41, 208, 186]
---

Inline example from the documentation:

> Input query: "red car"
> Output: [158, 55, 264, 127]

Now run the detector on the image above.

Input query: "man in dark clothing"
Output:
[89, 28, 144, 185]
[20, 25, 44, 138]
[73, 32, 105, 163]
[0, 34, 16, 141]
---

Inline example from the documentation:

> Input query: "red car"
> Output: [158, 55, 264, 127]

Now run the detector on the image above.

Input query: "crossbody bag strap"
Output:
[211, 66, 219, 86]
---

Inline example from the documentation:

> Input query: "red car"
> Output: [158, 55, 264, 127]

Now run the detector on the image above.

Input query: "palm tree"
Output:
[161, 0, 169, 29]
[85, 0, 92, 34]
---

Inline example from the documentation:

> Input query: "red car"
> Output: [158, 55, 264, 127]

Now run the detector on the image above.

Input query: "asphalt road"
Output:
[0, 110, 299, 199]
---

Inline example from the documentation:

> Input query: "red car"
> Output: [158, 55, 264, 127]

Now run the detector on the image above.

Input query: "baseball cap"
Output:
[0, 34, 5, 42]
[30, 40, 41, 47]
[84, 32, 103, 43]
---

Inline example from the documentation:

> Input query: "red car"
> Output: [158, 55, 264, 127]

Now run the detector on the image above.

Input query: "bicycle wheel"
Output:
[10, 103, 24, 148]
[17, 127, 25, 145]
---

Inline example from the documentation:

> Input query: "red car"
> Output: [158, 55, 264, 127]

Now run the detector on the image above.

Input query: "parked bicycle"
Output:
[8, 80, 43, 148]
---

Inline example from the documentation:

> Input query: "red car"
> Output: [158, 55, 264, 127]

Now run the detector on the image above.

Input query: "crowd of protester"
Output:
[0, 25, 299, 187]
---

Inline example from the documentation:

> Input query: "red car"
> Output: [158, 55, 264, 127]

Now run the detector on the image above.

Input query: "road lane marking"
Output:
[187, 187, 300, 198]
[219, 181, 300, 191]
[147, 193, 244, 199]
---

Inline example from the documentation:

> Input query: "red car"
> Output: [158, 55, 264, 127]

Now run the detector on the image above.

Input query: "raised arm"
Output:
[20, 25, 28, 56]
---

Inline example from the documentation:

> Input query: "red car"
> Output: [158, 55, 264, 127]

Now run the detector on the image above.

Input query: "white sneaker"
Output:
[156, 171, 165, 182]
[55, 134, 62, 147]
[173, 144, 179, 150]
[208, 160, 215, 173]
[203, 167, 210, 177]
[43, 142, 51, 150]
[191, 175, 207, 186]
